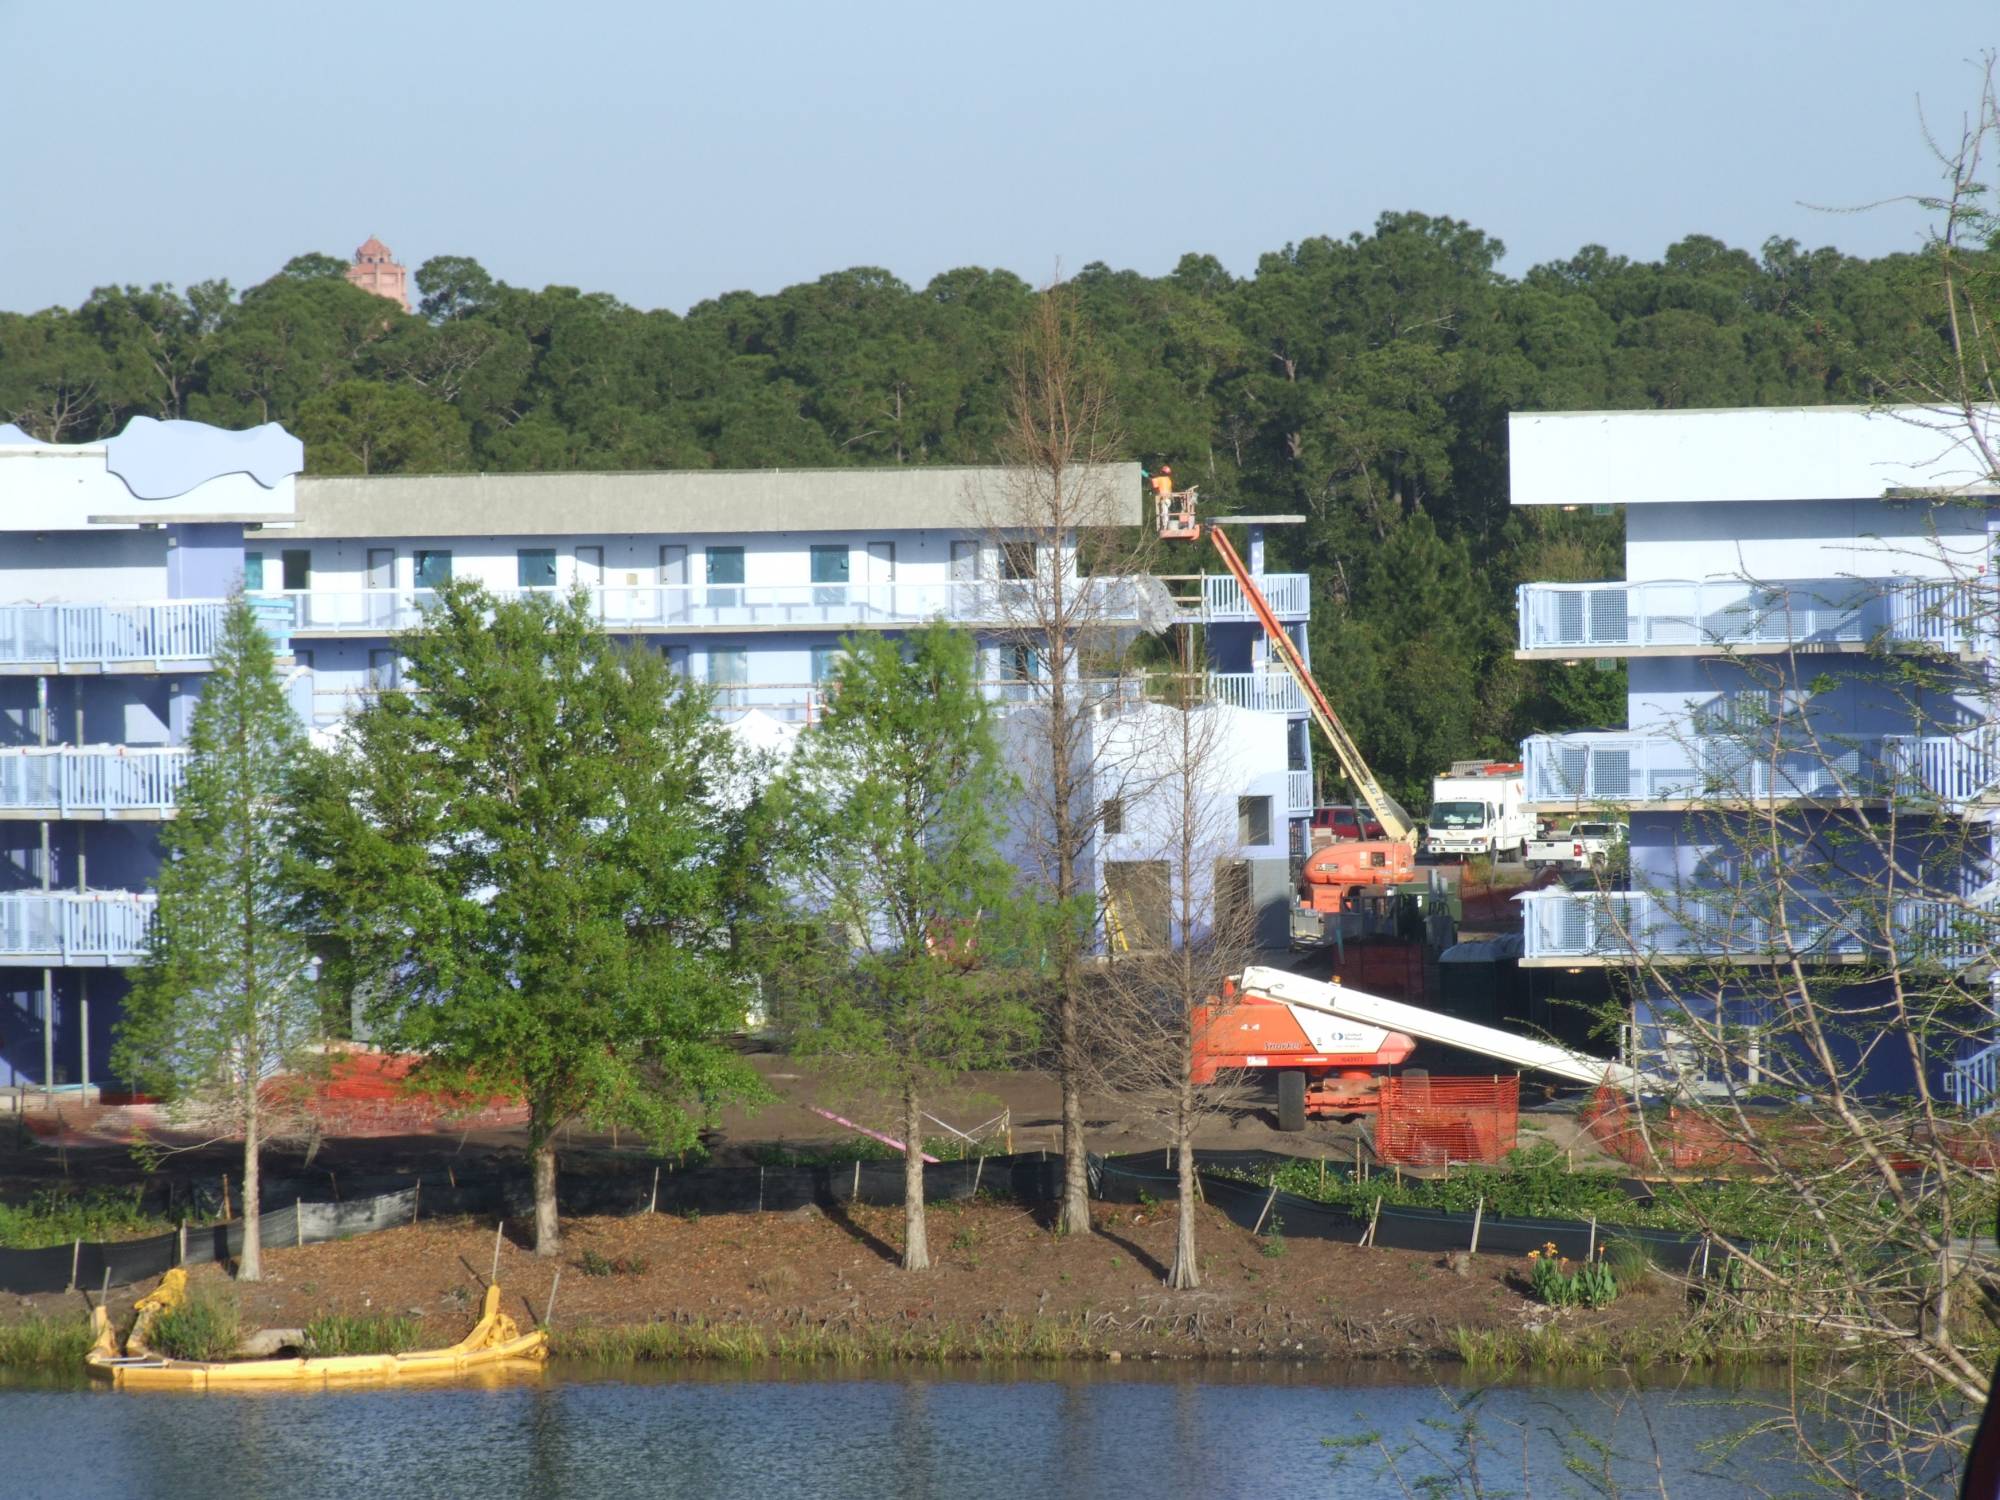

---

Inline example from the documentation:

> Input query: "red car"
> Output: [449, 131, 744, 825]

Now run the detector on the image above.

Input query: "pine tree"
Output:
[113, 597, 317, 1282]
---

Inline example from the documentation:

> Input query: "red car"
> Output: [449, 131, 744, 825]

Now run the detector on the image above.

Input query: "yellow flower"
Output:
[1527, 1250, 1541, 1261]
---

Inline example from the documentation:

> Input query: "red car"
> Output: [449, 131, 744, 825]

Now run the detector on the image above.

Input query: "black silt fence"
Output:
[0, 1145, 1700, 1296]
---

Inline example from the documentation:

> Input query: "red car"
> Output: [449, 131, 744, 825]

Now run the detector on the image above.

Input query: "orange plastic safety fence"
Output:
[1376, 1075, 1520, 1166]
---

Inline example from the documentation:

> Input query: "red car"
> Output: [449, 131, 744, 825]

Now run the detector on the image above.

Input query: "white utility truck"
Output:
[1526, 820, 1624, 872]
[1423, 761, 1533, 862]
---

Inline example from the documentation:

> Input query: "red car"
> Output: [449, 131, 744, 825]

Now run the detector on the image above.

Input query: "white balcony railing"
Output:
[1201, 573, 1309, 621]
[1206, 671, 1309, 715]
[308, 671, 1312, 730]
[1286, 770, 1314, 815]
[1948, 1040, 2000, 1115]
[0, 599, 293, 670]
[267, 578, 1177, 636]
[1516, 578, 1982, 656]
[0, 892, 155, 964]
[1519, 888, 1992, 965]
[1524, 730, 2000, 811]
[0, 747, 189, 816]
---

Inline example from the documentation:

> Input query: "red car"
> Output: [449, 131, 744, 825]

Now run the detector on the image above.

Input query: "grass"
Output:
[148, 1284, 241, 1362]
[301, 1312, 422, 1357]
[552, 1313, 1100, 1365]
[0, 1314, 94, 1368]
[0, 1186, 175, 1249]
[1224, 1143, 1795, 1244]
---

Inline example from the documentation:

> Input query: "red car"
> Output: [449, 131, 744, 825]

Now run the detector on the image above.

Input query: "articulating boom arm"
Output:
[1203, 525, 1418, 844]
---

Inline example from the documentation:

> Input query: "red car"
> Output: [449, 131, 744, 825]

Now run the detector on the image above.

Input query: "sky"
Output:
[2, 0, 1995, 315]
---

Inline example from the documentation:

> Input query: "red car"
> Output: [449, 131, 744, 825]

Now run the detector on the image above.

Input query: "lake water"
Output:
[0, 1362, 1936, 1499]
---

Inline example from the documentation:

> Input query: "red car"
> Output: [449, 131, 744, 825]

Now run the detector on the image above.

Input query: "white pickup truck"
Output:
[1526, 821, 1623, 872]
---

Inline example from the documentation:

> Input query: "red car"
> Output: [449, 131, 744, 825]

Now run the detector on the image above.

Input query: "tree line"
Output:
[0, 221, 1969, 805]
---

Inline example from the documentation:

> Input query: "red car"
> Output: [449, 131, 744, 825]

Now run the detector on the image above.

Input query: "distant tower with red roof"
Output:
[345, 235, 411, 312]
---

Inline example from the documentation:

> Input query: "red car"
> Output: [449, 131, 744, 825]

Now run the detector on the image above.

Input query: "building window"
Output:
[281, 550, 311, 590]
[810, 544, 850, 608]
[949, 541, 979, 580]
[1101, 797, 1124, 836]
[1214, 859, 1253, 941]
[1001, 541, 1036, 580]
[662, 644, 689, 677]
[708, 647, 748, 707]
[1008, 644, 1042, 682]
[517, 548, 557, 588]
[243, 552, 265, 591]
[1238, 795, 1272, 847]
[706, 546, 745, 609]
[810, 645, 844, 684]
[1104, 861, 1169, 952]
[414, 550, 453, 590]
[368, 649, 400, 691]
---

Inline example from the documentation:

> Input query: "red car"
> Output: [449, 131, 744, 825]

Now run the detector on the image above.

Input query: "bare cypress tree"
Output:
[978, 285, 1169, 1236]
[114, 597, 319, 1283]
[1093, 688, 1258, 1288]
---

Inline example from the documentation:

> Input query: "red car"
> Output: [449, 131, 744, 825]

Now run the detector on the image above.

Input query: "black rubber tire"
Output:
[1277, 1070, 1308, 1133]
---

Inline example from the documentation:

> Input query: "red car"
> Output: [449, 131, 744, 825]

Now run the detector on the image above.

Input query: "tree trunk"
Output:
[1169, 1094, 1199, 1290]
[531, 1129, 560, 1256]
[239, 1093, 262, 1282]
[902, 1082, 929, 1271]
[1057, 979, 1092, 1236]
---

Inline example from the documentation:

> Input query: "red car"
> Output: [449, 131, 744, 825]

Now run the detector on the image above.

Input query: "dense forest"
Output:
[0, 217, 1961, 804]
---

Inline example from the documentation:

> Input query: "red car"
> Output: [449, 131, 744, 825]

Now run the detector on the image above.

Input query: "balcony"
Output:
[1523, 731, 2000, 812]
[0, 892, 154, 966]
[1516, 578, 1980, 659]
[0, 599, 292, 673]
[0, 747, 189, 819]
[1200, 573, 1310, 622]
[1206, 671, 1309, 715]
[307, 671, 1313, 730]
[1518, 888, 1990, 967]
[268, 578, 1175, 638]
[1286, 770, 1314, 816]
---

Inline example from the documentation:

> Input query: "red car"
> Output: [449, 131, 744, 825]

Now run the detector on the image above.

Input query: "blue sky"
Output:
[1, 0, 1993, 313]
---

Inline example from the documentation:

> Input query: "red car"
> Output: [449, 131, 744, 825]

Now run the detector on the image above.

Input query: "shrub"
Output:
[149, 1285, 241, 1361]
[1527, 1242, 1618, 1309]
[0, 1187, 172, 1249]
[302, 1313, 422, 1356]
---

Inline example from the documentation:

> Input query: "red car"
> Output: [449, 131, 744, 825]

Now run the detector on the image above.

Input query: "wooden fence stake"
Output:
[1360, 1196, 1382, 1247]
[1469, 1197, 1485, 1256]
[491, 1220, 503, 1285]
[412, 1180, 421, 1225]
[852, 1160, 861, 1201]
[543, 1268, 561, 1328]
[178, 1220, 186, 1267]
[649, 1165, 660, 1215]
[99, 1266, 110, 1306]
[1587, 1215, 1597, 1261]
[221, 1173, 232, 1222]
[1319, 1158, 1327, 1193]
[68, 1238, 80, 1293]
[1699, 1236, 1712, 1280]
[972, 1155, 985, 1198]
[1253, 1183, 1280, 1237]
[296, 1198, 303, 1250]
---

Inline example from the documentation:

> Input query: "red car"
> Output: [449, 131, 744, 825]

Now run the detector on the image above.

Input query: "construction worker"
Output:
[1150, 463, 1176, 531]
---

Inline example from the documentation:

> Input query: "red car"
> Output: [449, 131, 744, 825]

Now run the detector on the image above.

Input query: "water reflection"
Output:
[0, 1361, 1879, 1500]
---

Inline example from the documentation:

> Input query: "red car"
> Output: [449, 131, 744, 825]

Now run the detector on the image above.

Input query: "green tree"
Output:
[294, 379, 471, 474]
[415, 255, 497, 323]
[112, 599, 317, 1282]
[277, 252, 351, 283]
[291, 584, 763, 1253]
[767, 625, 1033, 1270]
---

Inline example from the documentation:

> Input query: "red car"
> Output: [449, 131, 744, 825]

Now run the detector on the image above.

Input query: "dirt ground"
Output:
[7, 1197, 1687, 1364]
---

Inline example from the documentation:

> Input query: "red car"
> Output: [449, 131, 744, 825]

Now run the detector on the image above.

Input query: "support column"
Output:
[78, 973, 89, 1098]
